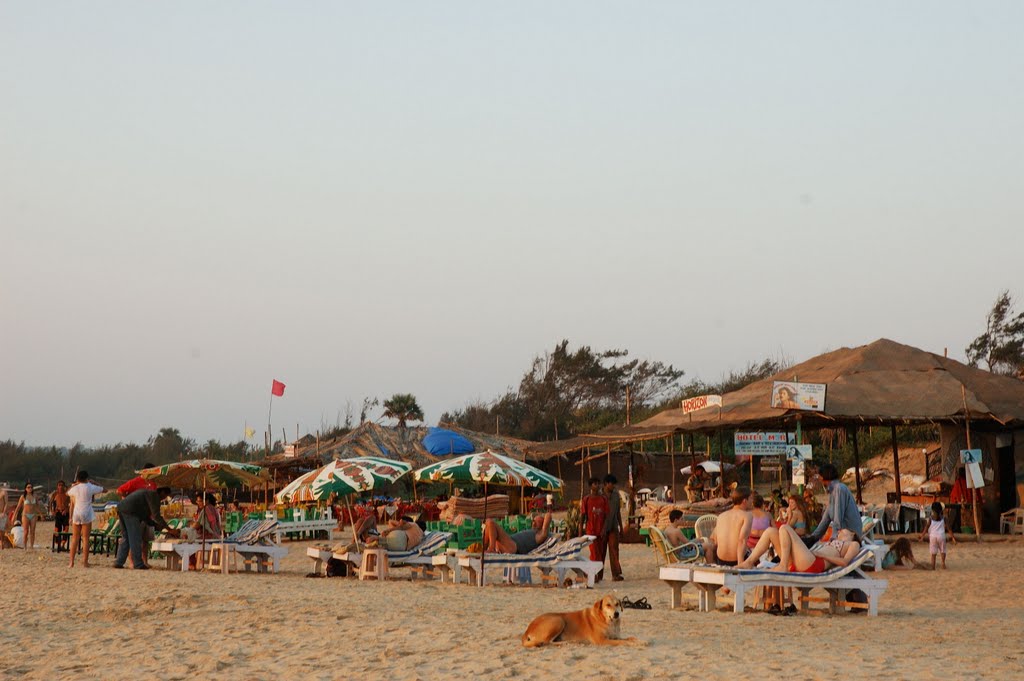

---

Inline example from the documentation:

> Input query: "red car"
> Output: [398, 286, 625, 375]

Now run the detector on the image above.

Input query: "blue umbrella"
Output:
[422, 427, 474, 457]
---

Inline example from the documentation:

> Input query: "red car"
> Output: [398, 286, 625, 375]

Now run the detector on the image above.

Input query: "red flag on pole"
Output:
[271, 380, 286, 397]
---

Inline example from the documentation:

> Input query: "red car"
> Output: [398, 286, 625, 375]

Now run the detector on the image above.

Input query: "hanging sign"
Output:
[735, 432, 796, 456]
[787, 444, 813, 461]
[681, 394, 723, 414]
[771, 381, 826, 412]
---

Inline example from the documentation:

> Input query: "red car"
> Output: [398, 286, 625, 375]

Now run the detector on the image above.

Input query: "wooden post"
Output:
[962, 385, 982, 541]
[851, 427, 863, 505]
[669, 436, 676, 503]
[606, 444, 611, 475]
[717, 429, 724, 497]
[890, 425, 902, 502]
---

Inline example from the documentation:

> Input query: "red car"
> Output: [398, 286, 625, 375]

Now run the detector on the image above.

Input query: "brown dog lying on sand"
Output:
[522, 595, 638, 647]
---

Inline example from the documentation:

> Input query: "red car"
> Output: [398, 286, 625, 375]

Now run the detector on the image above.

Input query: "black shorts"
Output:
[54, 512, 70, 532]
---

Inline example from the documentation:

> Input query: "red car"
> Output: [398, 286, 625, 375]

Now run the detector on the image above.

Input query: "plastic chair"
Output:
[694, 514, 718, 540]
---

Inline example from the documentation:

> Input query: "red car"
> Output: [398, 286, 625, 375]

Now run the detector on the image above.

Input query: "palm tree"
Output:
[382, 394, 424, 428]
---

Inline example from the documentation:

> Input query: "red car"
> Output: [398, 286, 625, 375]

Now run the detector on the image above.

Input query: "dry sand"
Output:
[2, 521, 1023, 681]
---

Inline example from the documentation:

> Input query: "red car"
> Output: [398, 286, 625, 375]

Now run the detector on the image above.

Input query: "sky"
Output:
[2, 2, 1023, 448]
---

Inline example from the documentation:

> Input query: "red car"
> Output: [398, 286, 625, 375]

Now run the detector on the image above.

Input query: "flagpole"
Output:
[267, 389, 275, 456]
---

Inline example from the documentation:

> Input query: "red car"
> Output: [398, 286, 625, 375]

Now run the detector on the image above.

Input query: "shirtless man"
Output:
[50, 481, 71, 536]
[663, 510, 690, 548]
[739, 525, 860, 573]
[705, 487, 753, 566]
[483, 510, 553, 554]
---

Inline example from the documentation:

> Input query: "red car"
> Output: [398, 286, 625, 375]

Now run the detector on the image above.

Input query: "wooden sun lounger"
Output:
[273, 518, 339, 543]
[457, 535, 603, 588]
[154, 519, 287, 573]
[660, 549, 888, 616]
[306, 531, 453, 577]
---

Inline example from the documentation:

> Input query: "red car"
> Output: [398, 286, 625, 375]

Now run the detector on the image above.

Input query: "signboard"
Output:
[771, 381, 826, 412]
[787, 444, 813, 461]
[966, 462, 984, 489]
[759, 455, 784, 472]
[681, 394, 723, 414]
[792, 460, 807, 485]
[735, 432, 796, 456]
[960, 449, 982, 464]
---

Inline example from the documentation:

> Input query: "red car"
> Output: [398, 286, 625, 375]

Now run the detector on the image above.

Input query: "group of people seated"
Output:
[664, 478, 863, 574]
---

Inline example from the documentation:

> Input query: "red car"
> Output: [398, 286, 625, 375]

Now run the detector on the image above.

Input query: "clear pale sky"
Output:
[3, 3, 1022, 447]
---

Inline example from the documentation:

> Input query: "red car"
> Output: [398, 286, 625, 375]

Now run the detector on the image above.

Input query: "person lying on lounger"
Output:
[482, 510, 553, 554]
[738, 525, 860, 574]
[352, 514, 423, 551]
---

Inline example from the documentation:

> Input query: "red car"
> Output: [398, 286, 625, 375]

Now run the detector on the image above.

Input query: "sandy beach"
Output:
[3, 522, 1023, 680]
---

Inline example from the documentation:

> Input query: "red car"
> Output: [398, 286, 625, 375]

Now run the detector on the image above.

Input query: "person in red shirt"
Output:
[116, 463, 158, 567]
[580, 477, 610, 583]
[117, 463, 157, 498]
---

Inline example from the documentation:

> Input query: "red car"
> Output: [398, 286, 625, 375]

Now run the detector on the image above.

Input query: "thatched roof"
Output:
[523, 426, 679, 460]
[639, 338, 1024, 432]
[260, 422, 539, 469]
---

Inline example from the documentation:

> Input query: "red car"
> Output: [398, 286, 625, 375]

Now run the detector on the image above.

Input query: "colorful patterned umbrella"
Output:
[412, 450, 562, 490]
[139, 459, 270, 489]
[308, 456, 413, 500]
[273, 468, 321, 504]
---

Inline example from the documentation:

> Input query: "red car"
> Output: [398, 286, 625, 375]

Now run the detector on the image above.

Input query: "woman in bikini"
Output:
[779, 493, 810, 537]
[13, 483, 42, 550]
[738, 525, 860, 573]
[747, 493, 776, 551]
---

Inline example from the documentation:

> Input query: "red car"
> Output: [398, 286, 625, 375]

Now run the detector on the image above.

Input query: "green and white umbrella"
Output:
[274, 468, 321, 504]
[311, 456, 413, 499]
[412, 450, 562, 586]
[412, 450, 562, 490]
[139, 459, 269, 489]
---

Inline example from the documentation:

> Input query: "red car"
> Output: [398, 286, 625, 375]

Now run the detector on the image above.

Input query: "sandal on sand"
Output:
[621, 597, 652, 610]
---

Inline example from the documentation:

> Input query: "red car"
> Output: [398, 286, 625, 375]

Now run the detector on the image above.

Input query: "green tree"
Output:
[382, 394, 424, 428]
[148, 427, 194, 462]
[966, 290, 1024, 376]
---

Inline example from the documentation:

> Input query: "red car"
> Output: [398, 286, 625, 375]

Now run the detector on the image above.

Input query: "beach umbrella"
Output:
[412, 450, 562, 586]
[274, 468, 321, 504]
[139, 459, 271, 570]
[293, 457, 413, 551]
[679, 461, 736, 475]
[412, 450, 562, 490]
[139, 459, 269, 489]
[421, 428, 475, 457]
[310, 457, 413, 499]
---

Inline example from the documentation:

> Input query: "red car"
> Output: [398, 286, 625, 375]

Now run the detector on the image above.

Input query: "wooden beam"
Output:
[890, 425, 902, 502]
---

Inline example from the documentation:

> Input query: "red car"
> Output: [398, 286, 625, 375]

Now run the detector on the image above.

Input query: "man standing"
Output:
[808, 463, 862, 542]
[602, 474, 624, 582]
[113, 487, 179, 570]
[49, 480, 71, 547]
[580, 477, 609, 582]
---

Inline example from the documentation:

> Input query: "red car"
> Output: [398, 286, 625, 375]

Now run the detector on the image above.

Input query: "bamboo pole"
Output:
[890, 425, 902, 502]
[852, 428, 863, 505]
[962, 385, 982, 542]
[668, 436, 676, 503]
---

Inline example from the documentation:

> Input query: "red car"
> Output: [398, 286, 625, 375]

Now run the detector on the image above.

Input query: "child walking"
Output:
[920, 501, 956, 569]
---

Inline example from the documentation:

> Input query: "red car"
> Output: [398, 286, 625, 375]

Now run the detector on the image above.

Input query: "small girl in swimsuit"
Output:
[919, 501, 956, 569]
[13, 483, 41, 550]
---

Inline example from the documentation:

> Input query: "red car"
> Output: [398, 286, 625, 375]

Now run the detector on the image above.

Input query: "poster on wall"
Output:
[771, 381, 826, 412]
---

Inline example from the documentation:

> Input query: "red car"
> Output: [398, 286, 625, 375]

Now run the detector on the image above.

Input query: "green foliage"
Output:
[444, 340, 684, 441]
[381, 393, 424, 428]
[966, 290, 1024, 376]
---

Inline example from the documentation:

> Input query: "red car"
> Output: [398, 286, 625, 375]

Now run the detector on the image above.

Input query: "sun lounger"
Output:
[153, 519, 286, 573]
[660, 549, 888, 616]
[458, 535, 603, 587]
[306, 530, 453, 577]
